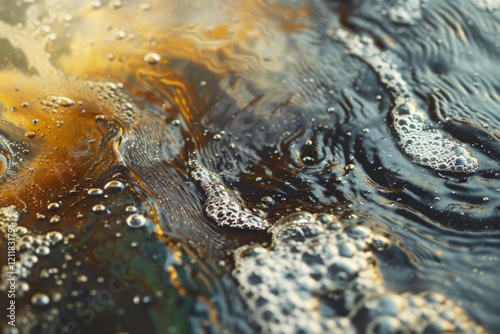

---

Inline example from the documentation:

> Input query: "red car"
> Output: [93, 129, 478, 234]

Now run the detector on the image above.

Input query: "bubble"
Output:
[47, 202, 60, 211]
[144, 52, 161, 65]
[25, 131, 36, 139]
[141, 3, 152, 11]
[87, 188, 104, 196]
[261, 196, 276, 206]
[104, 180, 125, 192]
[111, 0, 123, 9]
[31, 293, 50, 307]
[57, 97, 74, 107]
[92, 204, 106, 213]
[126, 213, 146, 228]
[46, 231, 63, 244]
[16, 226, 28, 235]
[76, 275, 88, 283]
[125, 206, 138, 213]
[35, 246, 50, 256]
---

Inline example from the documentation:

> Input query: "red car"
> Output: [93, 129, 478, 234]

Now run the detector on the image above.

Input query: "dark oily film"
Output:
[0, 0, 499, 333]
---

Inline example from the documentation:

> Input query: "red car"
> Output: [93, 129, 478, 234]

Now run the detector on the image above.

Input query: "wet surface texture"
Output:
[0, 0, 499, 333]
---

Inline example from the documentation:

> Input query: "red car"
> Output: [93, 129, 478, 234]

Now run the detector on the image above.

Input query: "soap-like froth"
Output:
[387, 0, 422, 24]
[333, 29, 480, 174]
[472, 0, 500, 10]
[233, 212, 485, 333]
[393, 103, 480, 173]
[189, 160, 270, 230]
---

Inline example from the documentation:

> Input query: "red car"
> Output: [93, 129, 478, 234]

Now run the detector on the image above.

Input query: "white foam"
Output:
[472, 0, 500, 10]
[333, 29, 480, 174]
[189, 160, 270, 230]
[233, 212, 485, 333]
[387, 0, 423, 24]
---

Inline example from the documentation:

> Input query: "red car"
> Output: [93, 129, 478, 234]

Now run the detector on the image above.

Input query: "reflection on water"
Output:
[0, 0, 499, 333]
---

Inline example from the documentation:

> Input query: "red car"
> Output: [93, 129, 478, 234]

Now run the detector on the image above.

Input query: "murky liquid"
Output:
[0, 0, 499, 333]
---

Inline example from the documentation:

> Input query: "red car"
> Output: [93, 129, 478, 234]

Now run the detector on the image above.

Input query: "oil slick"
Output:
[0, 0, 497, 333]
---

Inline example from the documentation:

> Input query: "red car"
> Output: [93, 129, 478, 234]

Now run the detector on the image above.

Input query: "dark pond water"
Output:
[0, 0, 499, 333]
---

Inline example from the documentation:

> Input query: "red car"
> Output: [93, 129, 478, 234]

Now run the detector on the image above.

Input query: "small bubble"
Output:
[31, 293, 50, 307]
[126, 214, 147, 228]
[261, 196, 276, 206]
[141, 3, 152, 11]
[104, 180, 125, 192]
[111, 0, 122, 9]
[116, 30, 127, 40]
[46, 231, 63, 244]
[47, 202, 60, 211]
[87, 188, 103, 196]
[35, 246, 50, 256]
[76, 275, 88, 283]
[25, 131, 36, 139]
[92, 0, 102, 9]
[92, 204, 106, 213]
[483, 197, 489, 202]
[344, 164, 356, 171]
[144, 52, 161, 65]
[57, 97, 75, 107]
[326, 107, 335, 113]
[16, 226, 28, 235]
[125, 206, 138, 213]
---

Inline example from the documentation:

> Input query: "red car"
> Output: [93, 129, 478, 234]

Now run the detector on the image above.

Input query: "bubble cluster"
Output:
[0, 136, 13, 178]
[189, 160, 270, 231]
[386, 0, 422, 24]
[333, 29, 480, 174]
[87, 81, 141, 124]
[0, 206, 67, 296]
[393, 103, 479, 173]
[471, 0, 500, 10]
[233, 212, 485, 333]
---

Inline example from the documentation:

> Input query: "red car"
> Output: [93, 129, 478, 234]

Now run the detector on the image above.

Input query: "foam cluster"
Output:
[471, 0, 500, 10]
[233, 212, 485, 333]
[333, 29, 479, 174]
[0, 206, 64, 293]
[386, 0, 422, 24]
[189, 160, 270, 231]
[0, 136, 13, 178]
[393, 103, 480, 173]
